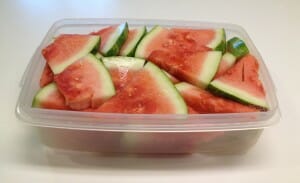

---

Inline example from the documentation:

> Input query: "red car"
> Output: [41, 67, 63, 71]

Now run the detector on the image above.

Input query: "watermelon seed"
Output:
[242, 62, 245, 82]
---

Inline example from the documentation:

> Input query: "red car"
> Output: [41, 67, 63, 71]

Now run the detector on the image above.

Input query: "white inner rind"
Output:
[102, 23, 127, 54]
[120, 26, 146, 56]
[144, 62, 187, 114]
[210, 80, 268, 108]
[135, 26, 165, 58]
[86, 54, 116, 100]
[222, 52, 236, 66]
[102, 57, 145, 70]
[207, 29, 224, 49]
[175, 82, 194, 93]
[199, 51, 222, 88]
[53, 36, 100, 74]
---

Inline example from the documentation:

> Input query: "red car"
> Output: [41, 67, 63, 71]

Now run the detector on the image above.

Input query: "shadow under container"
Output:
[16, 19, 280, 155]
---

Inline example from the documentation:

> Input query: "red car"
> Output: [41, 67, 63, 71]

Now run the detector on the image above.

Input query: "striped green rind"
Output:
[102, 23, 129, 56]
[227, 37, 249, 59]
[120, 26, 147, 57]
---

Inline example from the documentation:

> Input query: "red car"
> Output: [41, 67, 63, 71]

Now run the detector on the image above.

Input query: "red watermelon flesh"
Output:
[108, 68, 139, 92]
[176, 82, 259, 113]
[188, 106, 199, 114]
[97, 62, 187, 114]
[42, 34, 100, 74]
[40, 64, 54, 87]
[54, 54, 115, 110]
[137, 27, 211, 59]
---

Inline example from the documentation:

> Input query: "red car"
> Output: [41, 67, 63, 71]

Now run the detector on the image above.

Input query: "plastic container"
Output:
[16, 18, 280, 154]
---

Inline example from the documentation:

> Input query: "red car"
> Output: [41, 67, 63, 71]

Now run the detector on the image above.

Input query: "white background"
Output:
[1, 0, 300, 182]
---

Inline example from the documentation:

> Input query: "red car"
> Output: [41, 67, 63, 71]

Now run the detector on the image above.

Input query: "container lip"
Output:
[16, 18, 280, 132]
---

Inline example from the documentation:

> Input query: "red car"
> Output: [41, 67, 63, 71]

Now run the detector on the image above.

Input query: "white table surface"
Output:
[1, 0, 300, 182]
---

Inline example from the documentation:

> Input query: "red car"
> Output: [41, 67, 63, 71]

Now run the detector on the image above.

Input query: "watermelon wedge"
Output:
[209, 54, 268, 109]
[54, 54, 115, 110]
[102, 57, 146, 92]
[97, 62, 187, 114]
[32, 83, 69, 110]
[40, 63, 54, 87]
[42, 34, 100, 74]
[119, 26, 147, 56]
[176, 82, 259, 113]
[148, 50, 222, 88]
[135, 26, 225, 58]
[214, 52, 236, 78]
[91, 23, 128, 56]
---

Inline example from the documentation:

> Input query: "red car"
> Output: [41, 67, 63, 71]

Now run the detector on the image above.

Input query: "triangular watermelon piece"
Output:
[54, 54, 115, 110]
[42, 34, 100, 74]
[97, 62, 187, 114]
[209, 54, 268, 109]
[135, 26, 225, 58]
[176, 82, 259, 113]
[148, 50, 222, 88]
[91, 23, 128, 56]
[32, 83, 69, 110]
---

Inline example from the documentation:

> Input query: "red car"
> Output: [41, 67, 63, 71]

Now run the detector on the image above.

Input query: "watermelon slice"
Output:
[40, 63, 54, 87]
[209, 54, 268, 109]
[119, 26, 147, 56]
[32, 83, 69, 110]
[176, 82, 259, 113]
[148, 50, 222, 88]
[54, 54, 115, 110]
[214, 52, 237, 78]
[102, 56, 146, 92]
[227, 37, 249, 59]
[91, 23, 128, 56]
[135, 26, 225, 58]
[42, 34, 100, 74]
[97, 62, 187, 114]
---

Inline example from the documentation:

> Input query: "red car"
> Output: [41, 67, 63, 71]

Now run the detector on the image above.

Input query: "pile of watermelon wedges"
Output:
[33, 22, 268, 114]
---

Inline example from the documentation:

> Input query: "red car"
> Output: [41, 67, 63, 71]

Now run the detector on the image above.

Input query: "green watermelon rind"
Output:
[102, 56, 146, 70]
[95, 52, 103, 59]
[120, 26, 147, 57]
[32, 82, 59, 108]
[207, 28, 226, 53]
[85, 54, 116, 101]
[135, 25, 164, 58]
[102, 23, 129, 57]
[227, 37, 249, 59]
[198, 51, 222, 88]
[145, 62, 188, 114]
[208, 80, 268, 109]
[51, 35, 100, 74]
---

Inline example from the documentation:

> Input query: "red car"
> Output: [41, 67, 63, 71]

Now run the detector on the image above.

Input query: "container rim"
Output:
[16, 18, 280, 132]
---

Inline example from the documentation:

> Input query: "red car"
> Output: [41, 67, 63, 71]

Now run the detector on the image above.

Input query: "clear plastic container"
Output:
[15, 18, 280, 154]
